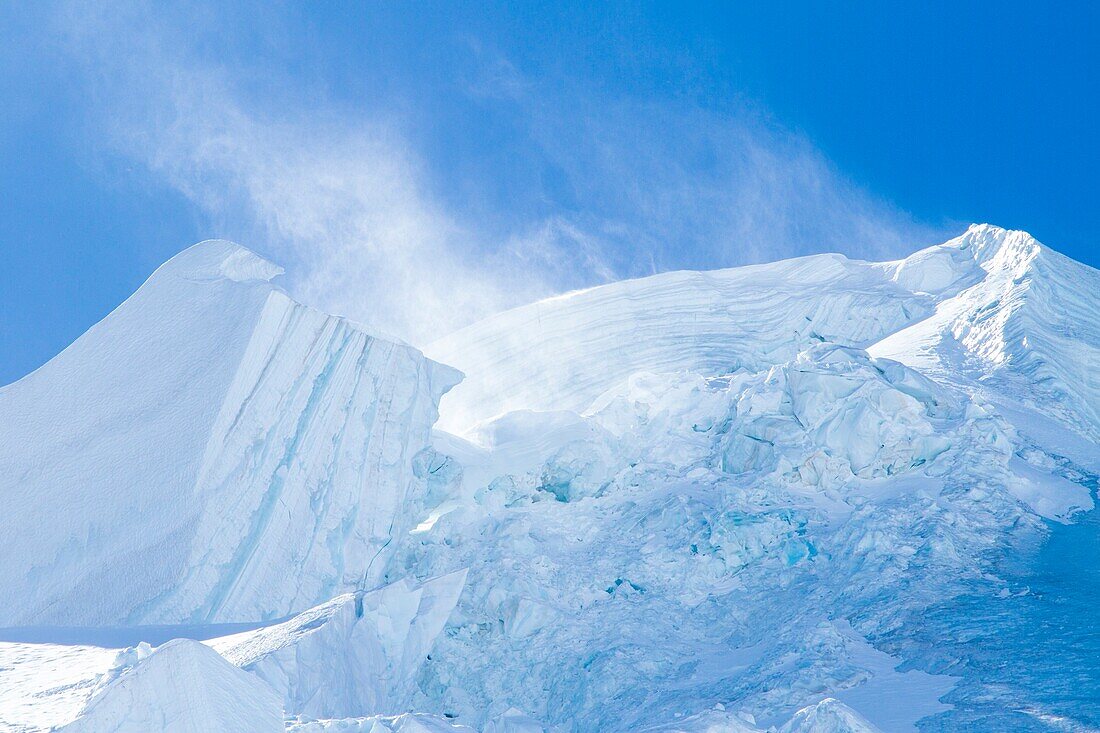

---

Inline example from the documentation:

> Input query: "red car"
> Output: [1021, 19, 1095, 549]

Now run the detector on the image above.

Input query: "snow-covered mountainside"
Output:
[871, 225, 1100, 441]
[427, 252, 942, 434]
[427, 224, 1097, 445]
[1, 225, 1098, 732]
[0, 241, 460, 626]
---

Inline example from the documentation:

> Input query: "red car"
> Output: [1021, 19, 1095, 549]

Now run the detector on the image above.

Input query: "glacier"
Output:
[1, 224, 1098, 732]
[0, 240, 461, 626]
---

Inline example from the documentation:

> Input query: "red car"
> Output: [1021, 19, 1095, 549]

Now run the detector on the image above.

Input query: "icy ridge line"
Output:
[0, 240, 462, 626]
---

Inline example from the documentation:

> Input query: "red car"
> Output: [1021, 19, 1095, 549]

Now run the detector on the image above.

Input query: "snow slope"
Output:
[0, 573, 466, 731]
[871, 224, 1100, 441]
[427, 251, 953, 435]
[0, 240, 461, 626]
[0, 642, 118, 731]
[56, 639, 282, 733]
[397, 225, 1099, 730]
[2, 225, 1098, 732]
[429, 224, 1100, 449]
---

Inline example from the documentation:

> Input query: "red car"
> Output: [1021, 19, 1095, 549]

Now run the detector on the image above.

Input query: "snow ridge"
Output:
[427, 252, 941, 435]
[873, 224, 1100, 439]
[0, 241, 461, 626]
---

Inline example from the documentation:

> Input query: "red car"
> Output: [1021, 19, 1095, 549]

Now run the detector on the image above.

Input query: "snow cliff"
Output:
[0, 240, 461, 625]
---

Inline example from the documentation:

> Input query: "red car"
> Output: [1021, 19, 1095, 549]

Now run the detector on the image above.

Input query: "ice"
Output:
[427, 252, 943, 436]
[629, 699, 880, 732]
[0, 240, 461, 626]
[388, 229, 1096, 730]
[212, 570, 467, 719]
[641, 708, 764, 733]
[0, 572, 466, 732]
[287, 713, 476, 733]
[481, 708, 551, 733]
[56, 639, 282, 732]
[778, 699, 881, 733]
[3, 226, 1099, 731]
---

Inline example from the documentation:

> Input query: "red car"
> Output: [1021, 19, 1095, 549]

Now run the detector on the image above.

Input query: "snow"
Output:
[821, 622, 954, 731]
[55, 639, 282, 732]
[871, 224, 1100, 443]
[2, 225, 1099, 732]
[636, 698, 881, 732]
[287, 713, 476, 733]
[427, 252, 943, 436]
[778, 699, 880, 733]
[481, 708, 551, 733]
[0, 642, 117, 732]
[0, 240, 460, 626]
[0, 573, 466, 731]
[212, 571, 467, 719]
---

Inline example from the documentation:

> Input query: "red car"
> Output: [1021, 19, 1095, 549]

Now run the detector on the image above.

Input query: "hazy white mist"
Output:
[57, 1, 951, 348]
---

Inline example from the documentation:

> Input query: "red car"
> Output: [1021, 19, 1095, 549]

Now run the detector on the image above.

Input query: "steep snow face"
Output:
[212, 570, 467, 719]
[0, 241, 461, 626]
[872, 224, 1100, 440]
[56, 639, 282, 733]
[427, 253, 944, 435]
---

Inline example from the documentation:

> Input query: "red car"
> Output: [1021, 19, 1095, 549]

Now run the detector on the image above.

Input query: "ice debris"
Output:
[213, 570, 468, 719]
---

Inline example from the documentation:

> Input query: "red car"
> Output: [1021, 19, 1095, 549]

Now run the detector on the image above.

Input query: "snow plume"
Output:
[495, 85, 947, 275]
[55, 1, 946, 346]
[55, 1, 517, 344]
[134, 107, 508, 345]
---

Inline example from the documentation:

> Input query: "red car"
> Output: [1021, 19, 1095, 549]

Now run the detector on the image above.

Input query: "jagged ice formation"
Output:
[1, 225, 1098, 733]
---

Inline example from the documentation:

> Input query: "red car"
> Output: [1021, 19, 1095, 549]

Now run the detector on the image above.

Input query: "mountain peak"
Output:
[154, 239, 284, 283]
[955, 223, 1043, 270]
[889, 223, 1045, 296]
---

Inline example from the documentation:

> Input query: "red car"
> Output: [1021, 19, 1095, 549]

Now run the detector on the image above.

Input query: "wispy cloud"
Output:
[54, 2, 950, 348]
[511, 91, 947, 274]
[55, 2, 533, 344]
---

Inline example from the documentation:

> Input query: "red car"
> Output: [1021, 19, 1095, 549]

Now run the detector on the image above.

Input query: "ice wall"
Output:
[0, 241, 461, 625]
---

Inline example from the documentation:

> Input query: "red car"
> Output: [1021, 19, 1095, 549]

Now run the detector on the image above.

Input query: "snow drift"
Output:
[56, 638, 282, 733]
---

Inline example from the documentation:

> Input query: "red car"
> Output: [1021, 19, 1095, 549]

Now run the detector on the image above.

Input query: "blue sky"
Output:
[1, 2, 1097, 385]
